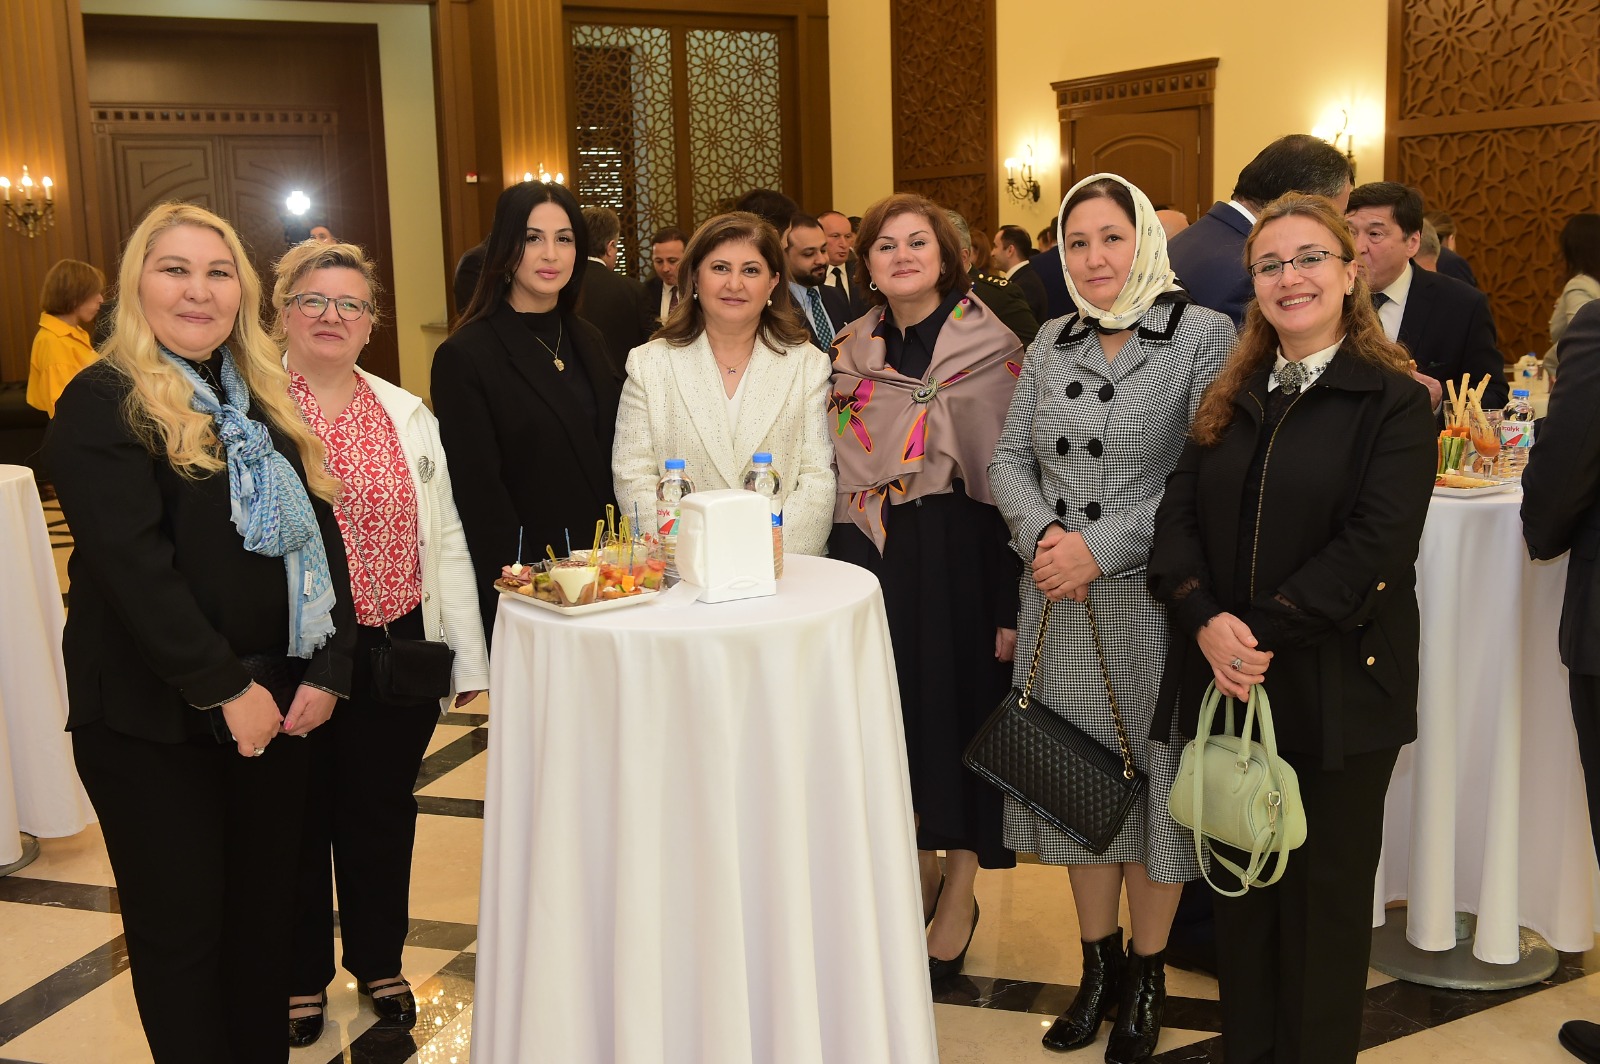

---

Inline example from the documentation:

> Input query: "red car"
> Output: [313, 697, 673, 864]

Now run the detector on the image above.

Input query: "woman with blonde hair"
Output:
[45, 202, 356, 1064]
[612, 211, 836, 557]
[26, 258, 105, 417]
[272, 240, 488, 1045]
[1150, 193, 1436, 1063]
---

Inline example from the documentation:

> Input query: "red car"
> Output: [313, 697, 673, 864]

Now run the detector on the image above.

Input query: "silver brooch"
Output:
[418, 455, 436, 483]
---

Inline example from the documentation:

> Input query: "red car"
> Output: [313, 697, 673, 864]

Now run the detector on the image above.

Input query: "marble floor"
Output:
[5, 493, 1600, 1062]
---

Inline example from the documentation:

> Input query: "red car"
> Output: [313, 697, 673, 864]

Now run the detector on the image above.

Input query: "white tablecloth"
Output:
[474, 554, 937, 1064]
[0, 466, 93, 864]
[1375, 487, 1598, 962]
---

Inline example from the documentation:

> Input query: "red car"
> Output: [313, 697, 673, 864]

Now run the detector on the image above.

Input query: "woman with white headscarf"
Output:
[988, 174, 1235, 1062]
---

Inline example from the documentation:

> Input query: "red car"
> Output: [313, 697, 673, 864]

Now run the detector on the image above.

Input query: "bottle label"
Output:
[770, 510, 783, 529]
[657, 504, 680, 537]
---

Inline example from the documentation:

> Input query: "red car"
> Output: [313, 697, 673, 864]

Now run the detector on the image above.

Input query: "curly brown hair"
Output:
[1190, 193, 1411, 446]
[852, 193, 967, 308]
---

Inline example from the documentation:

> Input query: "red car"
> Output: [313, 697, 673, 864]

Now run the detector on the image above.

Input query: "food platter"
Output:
[496, 583, 661, 616]
[1432, 476, 1518, 498]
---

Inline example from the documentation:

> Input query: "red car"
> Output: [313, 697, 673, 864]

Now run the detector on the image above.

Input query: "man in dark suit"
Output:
[1522, 299, 1600, 1064]
[641, 225, 687, 326]
[1031, 242, 1072, 321]
[945, 210, 1036, 345]
[576, 206, 654, 374]
[785, 213, 849, 351]
[1347, 182, 1507, 413]
[1168, 133, 1354, 327]
[992, 225, 1048, 322]
[818, 210, 868, 320]
[1426, 210, 1481, 289]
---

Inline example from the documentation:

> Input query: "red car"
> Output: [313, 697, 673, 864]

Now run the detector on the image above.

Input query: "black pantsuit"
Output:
[292, 607, 440, 992]
[1572, 674, 1600, 864]
[1209, 747, 1398, 1064]
[73, 720, 311, 1064]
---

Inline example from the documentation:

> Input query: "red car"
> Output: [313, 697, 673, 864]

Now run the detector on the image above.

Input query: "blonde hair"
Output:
[1190, 193, 1411, 447]
[270, 240, 384, 343]
[102, 202, 338, 501]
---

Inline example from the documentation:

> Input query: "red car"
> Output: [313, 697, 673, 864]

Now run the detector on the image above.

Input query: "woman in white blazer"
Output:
[270, 242, 488, 1047]
[613, 211, 836, 556]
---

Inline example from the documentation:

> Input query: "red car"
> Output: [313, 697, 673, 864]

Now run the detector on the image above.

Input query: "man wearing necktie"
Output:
[1347, 182, 1505, 415]
[785, 213, 849, 352]
[643, 225, 688, 327]
[819, 210, 868, 320]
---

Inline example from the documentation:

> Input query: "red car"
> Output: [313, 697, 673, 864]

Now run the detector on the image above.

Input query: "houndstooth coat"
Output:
[987, 296, 1235, 879]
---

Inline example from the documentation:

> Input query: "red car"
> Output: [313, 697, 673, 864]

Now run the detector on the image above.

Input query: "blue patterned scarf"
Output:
[163, 346, 337, 658]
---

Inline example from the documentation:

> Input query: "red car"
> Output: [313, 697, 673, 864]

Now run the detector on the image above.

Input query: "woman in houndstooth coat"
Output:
[988, 174, 1233, 1063]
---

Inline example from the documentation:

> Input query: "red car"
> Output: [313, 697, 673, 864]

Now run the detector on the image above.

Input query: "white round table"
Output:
[1374, 487, 1597, 965]
[0, 465, 93, 870]
[473, 554, 937, 1064]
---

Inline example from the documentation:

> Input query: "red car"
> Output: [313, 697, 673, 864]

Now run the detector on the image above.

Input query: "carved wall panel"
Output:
[1389, 0, 1600, 359]
[890, 0, 996, 235]
[1399, 0, 1600, 120]
[685, 29, 783, 226]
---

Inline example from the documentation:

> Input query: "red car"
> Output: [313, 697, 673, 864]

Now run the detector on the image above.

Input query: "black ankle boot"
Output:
[1104, 945, 1166, 1064]
[1042, 928, 1123, 1052]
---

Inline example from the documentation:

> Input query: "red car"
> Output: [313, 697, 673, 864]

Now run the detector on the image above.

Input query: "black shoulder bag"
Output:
[342, 510, 455, 705]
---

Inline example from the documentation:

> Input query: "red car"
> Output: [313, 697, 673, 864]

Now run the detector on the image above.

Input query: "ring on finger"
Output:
[1229, 657, 1244, 671]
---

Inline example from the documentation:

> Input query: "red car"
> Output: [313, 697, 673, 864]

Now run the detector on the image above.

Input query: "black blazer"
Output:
[577, 263, 654, 374]
[1031, 245, 1074, 321]
[1523, 300, 1600, 674]
[431, 303, 624, 642]
[797, 282, 850, 351]
[1167, 201, 1252, 328]
[643, 276, 672, 327]
[1009, 260, 1050, 323]
[1397, 264, 1508, 411]
[44, 360, 356, 744]
[1148, 350, 1437, 767]
[1437, 246, 1479, 289]
[825, 255, 870, 321]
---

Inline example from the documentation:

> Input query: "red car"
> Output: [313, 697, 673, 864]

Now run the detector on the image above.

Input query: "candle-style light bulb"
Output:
[523, 171, 534, 182]
[1, 176, 10, 203]
[41, 176, 52, 202]
[20, 166, 33, 200]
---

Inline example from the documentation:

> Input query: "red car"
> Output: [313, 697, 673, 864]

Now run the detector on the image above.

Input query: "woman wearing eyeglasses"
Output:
[1148, 193, 1435, 1064]
[272, 241, 488, 1046]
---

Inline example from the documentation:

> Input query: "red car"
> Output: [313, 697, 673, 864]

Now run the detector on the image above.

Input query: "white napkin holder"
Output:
[675, 489, 776, 603]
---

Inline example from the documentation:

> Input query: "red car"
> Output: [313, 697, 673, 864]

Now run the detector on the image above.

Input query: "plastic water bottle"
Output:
[1500, 389, 1535, 477]
[741, 452, 783, 578]
[656, 459, 694, 584]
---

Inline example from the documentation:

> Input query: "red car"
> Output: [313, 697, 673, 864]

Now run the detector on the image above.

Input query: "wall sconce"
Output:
[1004, 147, 1040, 205]
[523, 165, 565, 185]
[1312, 110, 1357, 180]
[281, 189, 312, 244]
[0, 166, 56, 238]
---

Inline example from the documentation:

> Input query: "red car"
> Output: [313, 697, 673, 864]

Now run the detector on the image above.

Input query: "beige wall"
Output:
[828, 0, 1389, 240]
[79, 0, 445, 398]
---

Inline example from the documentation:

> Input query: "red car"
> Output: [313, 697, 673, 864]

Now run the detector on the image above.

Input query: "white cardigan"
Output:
[354, 367, 490, 708]
[612, 334, 837, 556]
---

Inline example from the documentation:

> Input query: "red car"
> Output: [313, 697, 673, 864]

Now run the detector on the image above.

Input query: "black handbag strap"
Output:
[1025, 594, 1138, 782]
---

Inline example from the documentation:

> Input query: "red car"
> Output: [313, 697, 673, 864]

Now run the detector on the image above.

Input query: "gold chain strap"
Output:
[1019, 594, 1138, 782]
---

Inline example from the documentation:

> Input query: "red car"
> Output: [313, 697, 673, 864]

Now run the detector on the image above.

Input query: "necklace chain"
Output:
[533, 319, 564, 372]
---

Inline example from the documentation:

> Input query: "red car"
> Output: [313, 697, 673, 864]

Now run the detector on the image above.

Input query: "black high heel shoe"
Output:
[928, 898, 979, 982]
[288, 990, 327, 1048]
[1043, 928, 1123, 1052]
[358, 976, 417, 1029]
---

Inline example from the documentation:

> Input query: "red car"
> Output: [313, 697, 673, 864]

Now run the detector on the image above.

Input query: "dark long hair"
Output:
[1190, 193, 1410, 446]
[653, 212, 810, 350]
[457, 181, 589, 329]
[1561, 213, 1600, 281]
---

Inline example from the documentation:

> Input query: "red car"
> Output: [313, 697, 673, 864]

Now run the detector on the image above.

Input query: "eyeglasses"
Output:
[1247, 250, 1351, 282]
[288, 292, 373, 320]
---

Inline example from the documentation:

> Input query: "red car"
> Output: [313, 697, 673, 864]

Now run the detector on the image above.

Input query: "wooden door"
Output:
[1073, 110, 1201, 219]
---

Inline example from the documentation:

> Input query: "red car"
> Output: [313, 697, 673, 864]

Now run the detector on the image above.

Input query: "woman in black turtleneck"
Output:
[432, 182, 623, 643]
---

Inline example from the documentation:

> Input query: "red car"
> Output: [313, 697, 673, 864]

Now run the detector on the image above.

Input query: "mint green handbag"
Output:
[1168, 683, 1307, 896]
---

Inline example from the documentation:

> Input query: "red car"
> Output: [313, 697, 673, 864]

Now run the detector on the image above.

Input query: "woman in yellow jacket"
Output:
[27, 259, 105, 417]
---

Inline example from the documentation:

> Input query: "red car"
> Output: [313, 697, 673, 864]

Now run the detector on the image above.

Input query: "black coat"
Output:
[576, 262, 654, 375]
[431, 303, 623, 643]
[1009, 259, 1050, 323]
[1031, 245, 1074, 321]
[1168, 201, 1253, 328]
[1523, 299, 1600, 675]
[44, 360, 356, 744]
[1398, 264, 1508, 411]
[1148, 349, 1437, 767]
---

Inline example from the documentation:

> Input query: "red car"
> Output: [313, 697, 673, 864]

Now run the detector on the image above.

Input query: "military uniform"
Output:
[969, 267, 1039, 346]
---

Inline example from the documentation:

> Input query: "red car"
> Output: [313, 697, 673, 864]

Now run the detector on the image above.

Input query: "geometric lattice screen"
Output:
[570, 20, 785, 279]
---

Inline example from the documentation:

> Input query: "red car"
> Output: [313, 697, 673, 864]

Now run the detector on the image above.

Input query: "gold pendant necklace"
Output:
[534, 320, 565, 371]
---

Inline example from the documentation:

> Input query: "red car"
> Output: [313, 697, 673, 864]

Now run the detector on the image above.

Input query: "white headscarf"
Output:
[1055, 172, 1185, 331]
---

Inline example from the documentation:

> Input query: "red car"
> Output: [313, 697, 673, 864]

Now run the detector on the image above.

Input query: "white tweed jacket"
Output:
[612, 333, 837, 556]
[355, 367, 490, 707]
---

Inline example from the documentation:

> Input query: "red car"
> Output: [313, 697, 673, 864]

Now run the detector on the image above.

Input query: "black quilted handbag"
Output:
[963, 593, 1145, 855]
